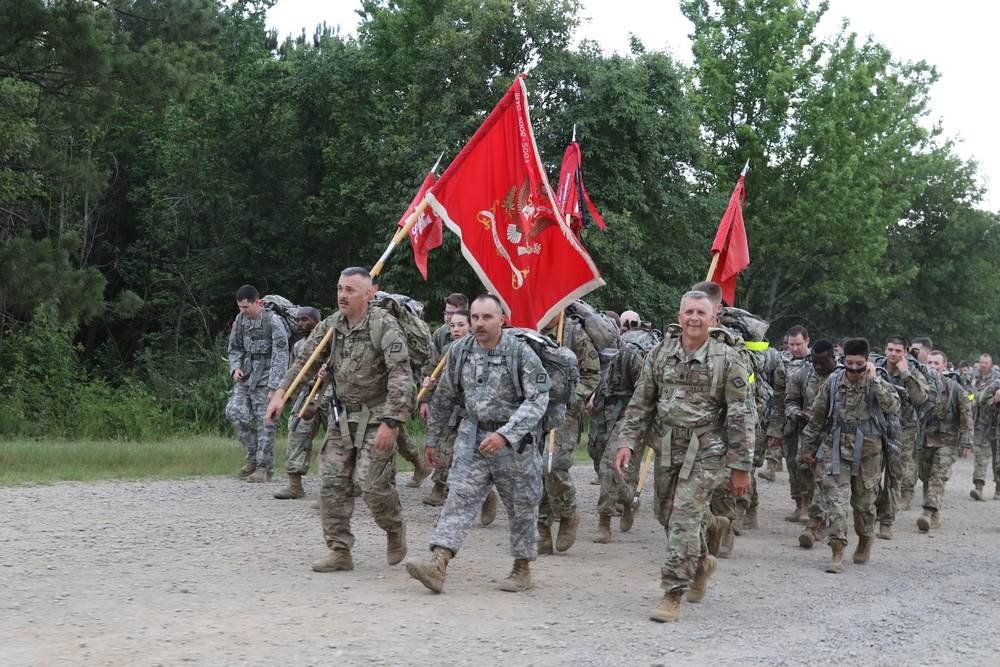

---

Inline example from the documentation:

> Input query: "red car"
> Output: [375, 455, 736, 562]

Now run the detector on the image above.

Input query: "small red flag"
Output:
[397, 171, 443, 280]
[555, 142, 607, 235]
[709, 176, 750, 306]
[427, 76, 604, 328]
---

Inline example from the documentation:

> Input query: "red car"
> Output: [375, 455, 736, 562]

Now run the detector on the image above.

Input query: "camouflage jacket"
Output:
[419, 323, 453, 405]
[615, 329, 754, 472]
[926, 375, 973, 449]
[542, 316, 601, 407]
[784, 363, 833, 426]
[800, 372, 900, 461]
[278, 306, 413, 424]
[228, 311, 289, 389]
[426, 330, 550, 451]
[880, 364, 931, 428]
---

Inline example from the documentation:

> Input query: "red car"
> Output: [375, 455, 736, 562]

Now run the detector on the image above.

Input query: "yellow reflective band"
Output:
[748, 373, 756, 384]
[969, 394, 975, 401]
[745, 341, 769, 351]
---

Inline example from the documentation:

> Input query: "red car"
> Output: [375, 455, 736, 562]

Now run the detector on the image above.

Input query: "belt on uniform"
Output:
[660, 422, 723, 480]
[337, 392, 388, 449]
[831, 423, 868, 477]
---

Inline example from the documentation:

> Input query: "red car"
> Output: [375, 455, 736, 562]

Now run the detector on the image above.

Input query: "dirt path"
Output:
[3, 455, 1000, 666]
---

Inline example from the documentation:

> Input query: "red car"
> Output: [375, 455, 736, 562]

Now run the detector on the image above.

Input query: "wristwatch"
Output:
[382, 418, 400, 429]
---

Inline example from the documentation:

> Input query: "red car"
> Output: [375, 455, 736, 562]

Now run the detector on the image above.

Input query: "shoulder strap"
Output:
[827, 370, 844, 429]
[449, 335, 475, 391]
[711, 341, 727, 394]
[369, 308, 384, 351]
[262, 309, 272, 343]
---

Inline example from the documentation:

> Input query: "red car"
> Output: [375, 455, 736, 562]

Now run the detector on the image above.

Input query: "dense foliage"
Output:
[1, 0, 996, 438]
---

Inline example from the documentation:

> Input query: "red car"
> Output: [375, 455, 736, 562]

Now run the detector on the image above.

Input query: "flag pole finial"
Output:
[431, 151, 445, 174]
[741, 159, 750, 177]
[572, 124, 576, 142]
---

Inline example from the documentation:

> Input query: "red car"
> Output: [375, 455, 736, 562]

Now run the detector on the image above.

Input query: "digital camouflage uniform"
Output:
[873, 361, 930, 528]
[919, 375, 972, 515]
[616, 326, 753, 593]
[279, 307, 414, 554]
[785, 361, 834, 528]
[971, 368, 1000, 487]
[538, 317, 601, 528]
[421, 324, 459, 487]
[227, 311, 290, 473]
[800, 372, 900, 546]
[425, 331, 550, 560]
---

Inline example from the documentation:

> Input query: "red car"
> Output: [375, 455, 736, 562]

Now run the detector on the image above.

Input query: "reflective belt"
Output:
[661, 423, 723, 480]
[745, 341, 769, 351]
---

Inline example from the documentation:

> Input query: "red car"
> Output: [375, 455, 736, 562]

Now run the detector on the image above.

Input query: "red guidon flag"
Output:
[555, 141, 607, 236]
[426, 76, 604, 328]
[709, 175, 750, 306]
[397, 171, 443, 280]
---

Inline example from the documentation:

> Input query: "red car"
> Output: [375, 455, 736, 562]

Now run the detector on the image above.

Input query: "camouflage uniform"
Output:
[283, 337, 329, 475]
[971, 368, 1000, 486]
[800, 372, 900, 546]
[920, 375, 972, 513]
[538, 318, 601, 528]
[780, 354, 812, 506]
[873, 362, 930, 528]
[616, 326, 753, 593]
[279, 307, 414, 553]
[421, 324, 459, 487]
[227, 311, 290, 473]
[784, 362, 834, 526]
[425, 331, 550, 559]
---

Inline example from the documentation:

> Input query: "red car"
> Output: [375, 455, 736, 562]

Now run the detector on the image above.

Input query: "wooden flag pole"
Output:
[416, 354, 448, 403]
[546, 311, 566, 474]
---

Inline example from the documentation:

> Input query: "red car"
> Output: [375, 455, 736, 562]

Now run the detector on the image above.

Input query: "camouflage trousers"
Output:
[431, 423, 459, 487]
[430, 430, 543, 560]
[283, 404, 326, 475]
[710, 467, 753, 522]
[654, 447, 726, 593]
[876, 424, 916, 527]
[597, 434, 646, 517]
[815, 444, 882, 544]
[396, 429, 422, 468]
[972, 436, 999, 484]
[318, 421, 404, 552]
[538, 409, 581, 526]
[783, 432, 814, 505]
[918, 444, 955, 512]
[226, 382, 276, 473]
[587, 394, 615, 475]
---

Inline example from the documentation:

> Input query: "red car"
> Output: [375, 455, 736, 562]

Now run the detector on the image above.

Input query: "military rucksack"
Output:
[717, 307, 770, 350]
[236, 294, 300, 347]
[564, 299, 620, 352]
[607, 326, 661, 398]
[450, 328, 579, 430]
[371, 291, 432, 380]
[870, 353, 939, 425]
[823, 368, 904, 472]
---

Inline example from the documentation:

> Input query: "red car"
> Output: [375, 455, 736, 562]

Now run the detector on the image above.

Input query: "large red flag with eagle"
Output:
[397, 171, 443, 280]
[556, 141, 607, 236]
[709, 175, 750, 306]
[426, 76, 604, 328]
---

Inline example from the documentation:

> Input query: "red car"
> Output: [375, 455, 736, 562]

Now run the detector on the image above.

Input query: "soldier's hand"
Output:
[613, 447, 632, 476]
[479, 432, 508, 457]
[960, 446, 971, 458]
[303, 404, 318, 421]
[730, 470, 751, 497]
[800, 453, 816, 466]
[897, 357, 909, 373]
[422, 376, 438, 391]
[584, 393, 595, 416]
[419, 402, 430, 421]
[425, 446, 438, 468]
[374, 422, 398, 451]
[768, 435, 782, 447]
[232, 368, 244, 383]
[264, 388, 285, 425]
[865, 361, 876, 380]
[794, 410, 810, 425]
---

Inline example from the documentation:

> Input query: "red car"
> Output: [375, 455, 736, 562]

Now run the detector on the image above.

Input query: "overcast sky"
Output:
[267, 1, 997, 211]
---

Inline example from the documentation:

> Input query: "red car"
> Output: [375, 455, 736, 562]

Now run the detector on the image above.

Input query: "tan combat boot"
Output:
[853, 535, 873, 564]
[719, 519, 735, 558]
[312, 549, 353, 573]
[421, 482, 448, 507]
[758, 459, 777, 482]
[498, 558, 532, 592]
[481, 488, 499, 526]
[916, 510, 932, 532]
[245, 469, 272, 483]
[537, 522, 554, 555]
[877, 523, 893, 540]
[994, 482, 1000, 500]
[593, 515, 612, 544]
[649, 591, 684, 622]
[555, 511, 579, 552]
[930, 511, 941, 529]
[406, 546, 452, 593]
[971, 482, 985, 501]
[235, 461, 256, 479]
[825, 540, 846, 574]
[784, 498, 804, 523]
[706, 516, 729, 557]
[686, 555, 717, 603]
[406, 458, 432, 488]
[273, 473, 304, 499]
[743, 506, 759, 530]
[386, 523, 407, 565]
[620, 499, 638, 533]
[899, 489, 913, 511]
[799, 520, 820, 549]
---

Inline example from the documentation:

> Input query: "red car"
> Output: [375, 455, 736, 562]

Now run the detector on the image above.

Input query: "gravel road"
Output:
[3, 455, 1000, 666]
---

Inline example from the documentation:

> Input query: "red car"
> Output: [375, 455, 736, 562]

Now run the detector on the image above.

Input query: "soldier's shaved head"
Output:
[691, 281, 723, 309]
[620, 310, 640, 329]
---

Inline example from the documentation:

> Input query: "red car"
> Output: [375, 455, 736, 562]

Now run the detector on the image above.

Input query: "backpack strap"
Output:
[369, 307, 384, 351]
[262, 307, 272, 345]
